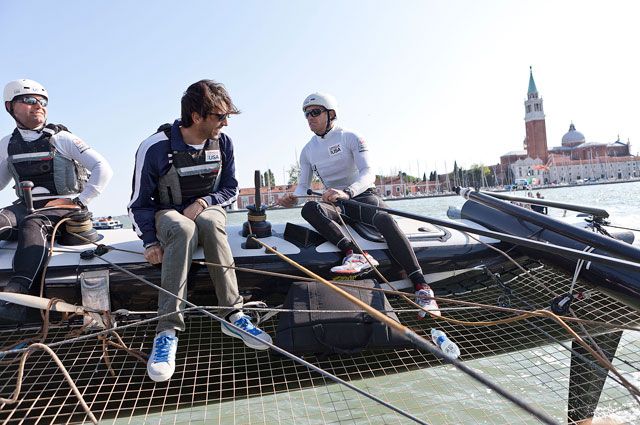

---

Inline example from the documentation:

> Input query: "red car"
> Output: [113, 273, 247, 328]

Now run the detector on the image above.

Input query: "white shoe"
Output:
[147, 330, 178, 382]
[330, 252, 379, 274]
[221, 312, 272, 350]
[416, 288, 441, 318]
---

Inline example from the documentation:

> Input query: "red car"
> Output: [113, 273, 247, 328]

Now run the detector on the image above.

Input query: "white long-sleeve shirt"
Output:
[294, 125, 375, 197]
[0, 128, 113, 205]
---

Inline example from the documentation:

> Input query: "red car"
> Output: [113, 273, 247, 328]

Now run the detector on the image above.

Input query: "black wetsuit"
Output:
[301, 191, 427, 286]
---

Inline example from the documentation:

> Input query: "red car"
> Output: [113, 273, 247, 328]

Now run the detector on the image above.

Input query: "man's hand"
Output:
[144, 244, 163, 265]
[322, 188, 349, 203]
[276, 193, 298, 208]
[44, 198, 80, 209]
[183, 200, 205, 221]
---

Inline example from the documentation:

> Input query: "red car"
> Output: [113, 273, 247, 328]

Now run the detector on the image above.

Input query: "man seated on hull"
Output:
[0, 79, 113, 323]
[128, 79, 272, 383]
[277, 92, 440, 318]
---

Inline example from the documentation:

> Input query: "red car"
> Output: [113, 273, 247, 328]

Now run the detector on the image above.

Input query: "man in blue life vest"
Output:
[277, 92, 440, 318]
[128, 80, 272, 383]
[0, 79, 113, 323]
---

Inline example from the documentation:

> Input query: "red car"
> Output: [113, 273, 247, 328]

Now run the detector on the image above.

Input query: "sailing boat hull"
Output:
[0, 218, 503, 324]
[460, 200, 640, 310]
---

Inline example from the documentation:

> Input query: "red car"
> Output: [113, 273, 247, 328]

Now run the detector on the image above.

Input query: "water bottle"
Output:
[431, 328, 461, 359]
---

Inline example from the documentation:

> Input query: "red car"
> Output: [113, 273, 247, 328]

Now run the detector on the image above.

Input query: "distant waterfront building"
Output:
[509, 157, 547, 185]
[549, 123, 632, 159]
[499, 67, 639, 185]
[234, 175, 446, 208]
[374, 175, 442, 197]
[235, 182, 324, 209]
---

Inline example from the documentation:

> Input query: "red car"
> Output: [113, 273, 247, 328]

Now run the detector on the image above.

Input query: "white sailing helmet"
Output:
[3, 79, 48, 103]
[302, 92, 338, 117]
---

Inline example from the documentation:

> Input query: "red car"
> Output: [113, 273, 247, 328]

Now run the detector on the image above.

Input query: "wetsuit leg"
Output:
[301, 201, 360, 253]
[0, 206, 72, 323]
[344, 192, 427, 287]
[0, 204, 27, 242]
[9, 208, 73, 292]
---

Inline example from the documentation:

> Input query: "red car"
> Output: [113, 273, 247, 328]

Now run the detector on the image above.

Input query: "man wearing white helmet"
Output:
[0, 79, 113, 323]
[278, 93, 440, 318]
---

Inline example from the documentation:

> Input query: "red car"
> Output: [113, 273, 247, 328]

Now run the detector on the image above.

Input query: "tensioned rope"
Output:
[326, 199, 640, 394]
[11, 222, 561, 423]
[307, 196, 640, 402]
[49, 234, 639, 333]
[6, 201, 638, 423]
[334, 193, 640, 398]
[462, 225, 640, 402]
[248, 236, 558, 425]
[88, 252, 433, 425]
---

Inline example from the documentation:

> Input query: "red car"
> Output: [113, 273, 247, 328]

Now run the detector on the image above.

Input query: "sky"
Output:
[1, 0, 639, 216]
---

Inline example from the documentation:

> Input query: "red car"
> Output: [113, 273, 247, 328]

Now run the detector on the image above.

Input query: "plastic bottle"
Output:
[431, 328, 461, 359]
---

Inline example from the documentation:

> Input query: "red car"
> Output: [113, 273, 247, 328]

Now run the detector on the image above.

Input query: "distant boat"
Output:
[92, 216, 124, 230]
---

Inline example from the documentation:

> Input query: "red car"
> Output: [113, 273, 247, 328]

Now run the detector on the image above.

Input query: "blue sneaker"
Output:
[147, 330, 178, 382]
[221, 312, 272, 350]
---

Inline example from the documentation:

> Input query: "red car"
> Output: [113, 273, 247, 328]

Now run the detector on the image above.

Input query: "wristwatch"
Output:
[72, 197, 86, 209]
[344, 188, 354, 199]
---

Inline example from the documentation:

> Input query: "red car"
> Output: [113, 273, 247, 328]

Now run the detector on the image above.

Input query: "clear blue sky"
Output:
[1, 1, 638, 215]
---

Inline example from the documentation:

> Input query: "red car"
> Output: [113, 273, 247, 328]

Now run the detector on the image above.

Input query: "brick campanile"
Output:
[524, 67, 548, 162]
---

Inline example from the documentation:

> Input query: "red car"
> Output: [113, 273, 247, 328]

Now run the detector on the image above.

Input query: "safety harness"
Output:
[7, 124, 88, 201]
[155, 124, 223, 207]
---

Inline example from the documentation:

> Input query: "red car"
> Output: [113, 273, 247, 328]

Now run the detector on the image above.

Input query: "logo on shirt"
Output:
[328, 144, 342, 156]
[358, 139, 368, 152]
[72, 138, 90, 153]
[205, 150, 221, 162]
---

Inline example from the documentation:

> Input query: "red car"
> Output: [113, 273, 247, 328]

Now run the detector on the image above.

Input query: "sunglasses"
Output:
[209, 112, 229, 121]
[16, 96, 48, 107]
[304, 108, 325, 118]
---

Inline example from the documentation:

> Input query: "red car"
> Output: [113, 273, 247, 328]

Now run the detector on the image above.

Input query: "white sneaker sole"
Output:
[147, 365, 175, 382]
[330, 262, 378, 274]
[330, 266, 372, 275]
[221, 323, 272, 350]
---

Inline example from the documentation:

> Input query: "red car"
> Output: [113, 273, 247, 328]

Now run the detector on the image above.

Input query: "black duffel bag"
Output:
[274, 279, 414, 356]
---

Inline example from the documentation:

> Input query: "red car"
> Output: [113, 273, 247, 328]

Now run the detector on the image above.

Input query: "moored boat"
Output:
[91, 217, 124, 230]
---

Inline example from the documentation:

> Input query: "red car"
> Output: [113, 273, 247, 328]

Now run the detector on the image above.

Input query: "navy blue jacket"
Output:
[128, 120, 238, 246]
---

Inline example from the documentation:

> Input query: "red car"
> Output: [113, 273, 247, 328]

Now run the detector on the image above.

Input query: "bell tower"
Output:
[524, 67, 548, 162]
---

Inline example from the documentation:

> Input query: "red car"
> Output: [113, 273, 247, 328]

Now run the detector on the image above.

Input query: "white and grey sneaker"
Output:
[416, 288, 441, 318]
[330, 252, 379, 274]
[222, 312, 272, 350]
[147, 330, 178, 382]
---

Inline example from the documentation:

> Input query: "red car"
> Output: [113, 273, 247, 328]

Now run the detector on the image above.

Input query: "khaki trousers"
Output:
[155, 206, 242, 332]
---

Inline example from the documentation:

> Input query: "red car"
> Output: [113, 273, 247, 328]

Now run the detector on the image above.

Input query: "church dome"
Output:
[561, 123, 585, 147]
